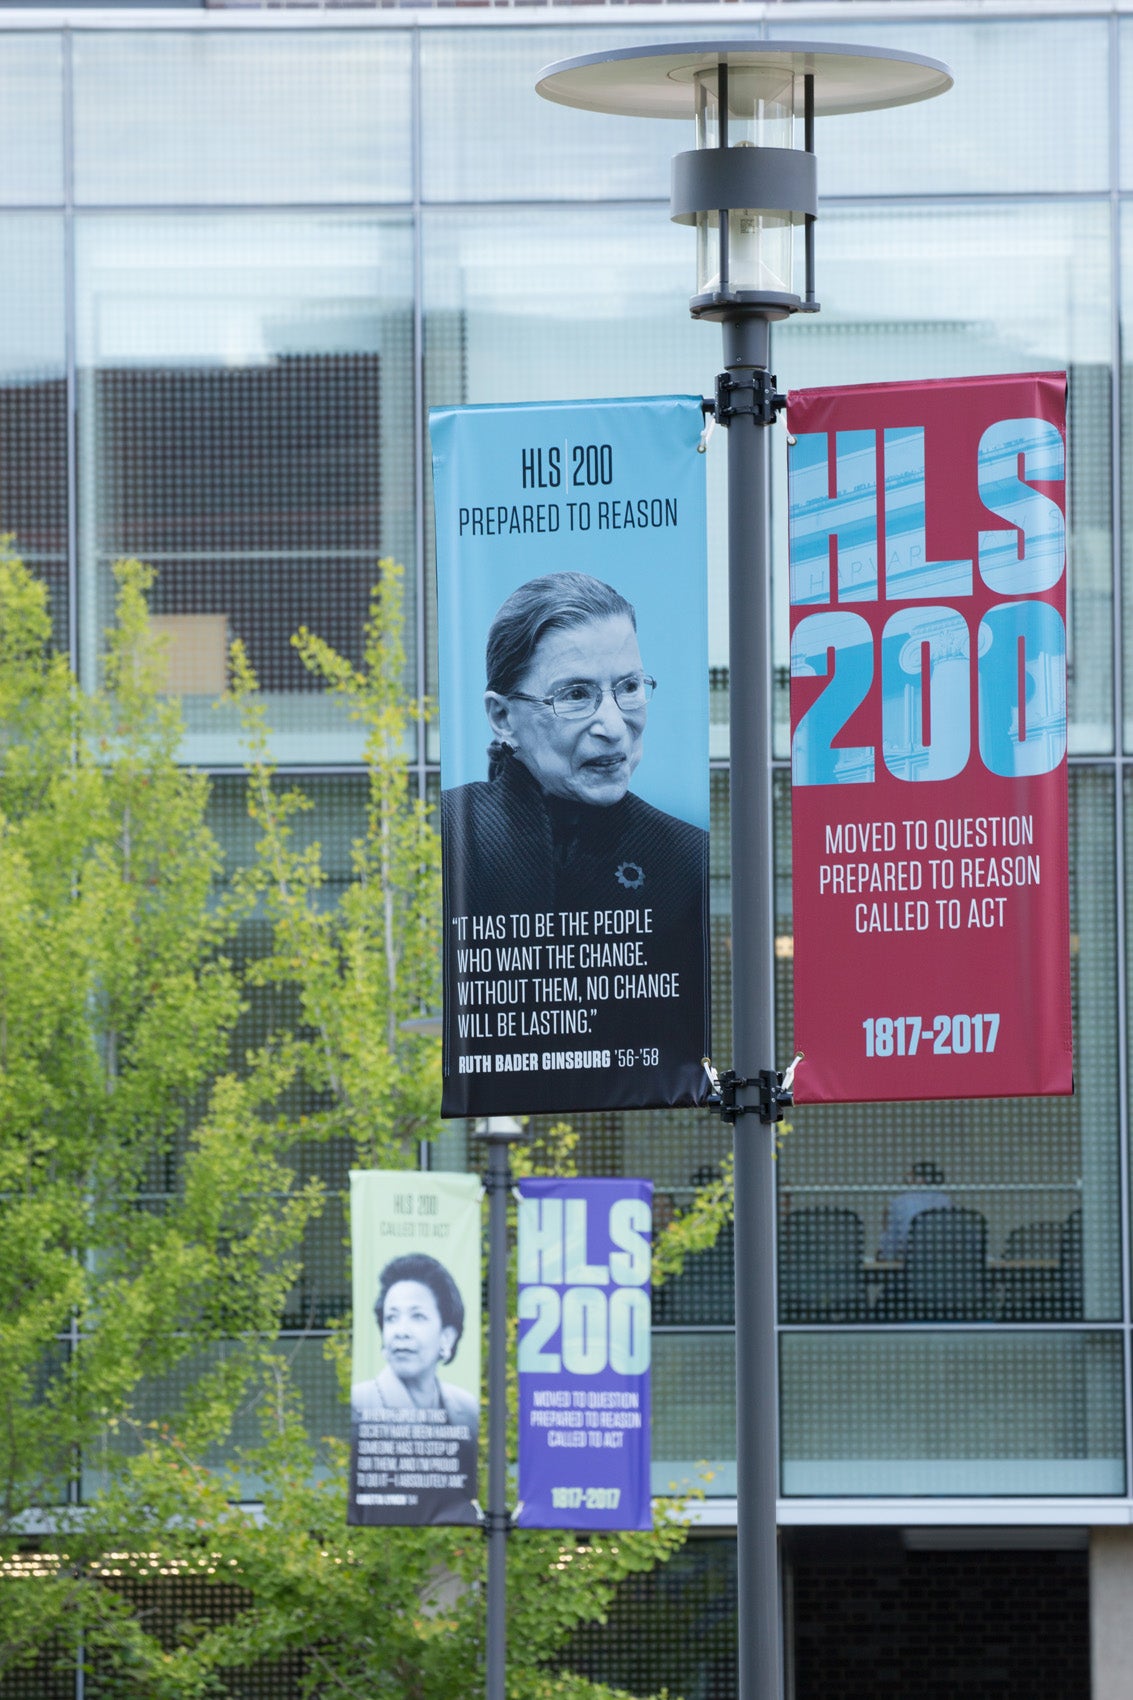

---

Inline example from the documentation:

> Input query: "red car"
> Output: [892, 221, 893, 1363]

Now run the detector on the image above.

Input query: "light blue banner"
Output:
[431, 396, 709, 827]
[431, 395, 711, 1119]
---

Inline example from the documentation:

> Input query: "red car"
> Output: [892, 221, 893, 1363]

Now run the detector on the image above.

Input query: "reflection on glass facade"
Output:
[772, 16, 1110, 198]
[775, 768, 1121, 1333]
[0, 6, 1131, 1537]
[0, 213, 67, 647]
[72, 31, 414, 207]
[781, 1332, 1125, 1497]
[0, 34, 62, 206]
[74, 211, 415, 763]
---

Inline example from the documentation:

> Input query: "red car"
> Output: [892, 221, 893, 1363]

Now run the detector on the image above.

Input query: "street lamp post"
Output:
[535, 43, 952, 1700]
[475, 1116, 527, 1700]
[400, 1016, 526, 1700]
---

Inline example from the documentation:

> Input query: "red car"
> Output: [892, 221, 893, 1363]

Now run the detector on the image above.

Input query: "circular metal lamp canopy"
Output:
[538, 40, 952, 318]
[535, 40, 952, 118]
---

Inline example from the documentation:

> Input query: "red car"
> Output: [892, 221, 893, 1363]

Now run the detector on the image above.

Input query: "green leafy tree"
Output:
[169, 562, 700, 1698]
[0, 544, 320, 1684]
[0, 549, 731, 1696]
[225, 559, 442, 1170]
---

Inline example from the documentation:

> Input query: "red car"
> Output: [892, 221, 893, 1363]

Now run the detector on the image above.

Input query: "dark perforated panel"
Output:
[562, 1532, 1089, 1700]
[91, 357, 382, 694]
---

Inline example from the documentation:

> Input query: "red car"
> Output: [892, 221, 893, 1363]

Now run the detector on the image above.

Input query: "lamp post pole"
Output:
[722, 311, 783, 1700]
[479, 1116, 526, 1700]
[532, 42, 951, 1700]
[404, 1036, 524, 1700]
[485, 1128, 509, 1700]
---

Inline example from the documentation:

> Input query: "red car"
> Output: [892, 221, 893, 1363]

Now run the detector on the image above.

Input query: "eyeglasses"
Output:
[507, 673, 656, 720]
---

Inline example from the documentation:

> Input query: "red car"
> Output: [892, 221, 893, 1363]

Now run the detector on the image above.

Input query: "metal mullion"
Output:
[412, 24, 429, 806]
[63, 26, 78, 674]
[1107, 9, 1133, 1509]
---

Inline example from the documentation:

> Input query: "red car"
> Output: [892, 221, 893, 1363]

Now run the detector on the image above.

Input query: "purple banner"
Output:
[516, 1177, 652, 1530]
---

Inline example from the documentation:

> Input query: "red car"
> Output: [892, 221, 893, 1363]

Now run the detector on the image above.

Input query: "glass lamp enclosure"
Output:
[692, 64, 801, 299]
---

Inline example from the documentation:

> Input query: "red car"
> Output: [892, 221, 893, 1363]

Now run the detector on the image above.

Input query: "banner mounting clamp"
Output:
[702, 1053, 803, 1125]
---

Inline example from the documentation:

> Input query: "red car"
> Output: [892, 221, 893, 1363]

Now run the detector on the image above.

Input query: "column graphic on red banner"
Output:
[787, 372, 1072, 1103]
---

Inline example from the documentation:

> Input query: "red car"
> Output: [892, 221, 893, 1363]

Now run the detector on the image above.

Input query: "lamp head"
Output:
[536, 41, 952, 323]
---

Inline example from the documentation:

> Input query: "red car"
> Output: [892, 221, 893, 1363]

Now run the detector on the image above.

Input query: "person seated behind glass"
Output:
[351, 1252, 479, 1437]
[877, 1161, 952, 1261]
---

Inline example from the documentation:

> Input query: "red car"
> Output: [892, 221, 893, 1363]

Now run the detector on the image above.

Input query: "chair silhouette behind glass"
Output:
[883, 1205, 991, 1321]
[997, 1219, 1065, 1320]
[1059, 1208, 1083, 1320]
[779, 1205, 868, 1323]
[652, 1222, 735, 1326]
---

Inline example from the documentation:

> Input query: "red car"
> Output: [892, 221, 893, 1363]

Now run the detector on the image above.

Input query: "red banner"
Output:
[787, 373, 1071, 1103]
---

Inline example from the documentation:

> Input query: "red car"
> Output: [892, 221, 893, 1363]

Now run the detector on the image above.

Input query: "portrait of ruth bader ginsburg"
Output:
[440, 570, 708, 924]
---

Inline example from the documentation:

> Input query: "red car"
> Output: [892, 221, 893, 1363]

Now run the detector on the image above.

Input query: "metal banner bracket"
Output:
[702, 1054, 803, 1125]
[712, 369, 786, 428]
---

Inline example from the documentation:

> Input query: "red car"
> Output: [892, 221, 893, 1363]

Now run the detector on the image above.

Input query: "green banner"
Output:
[349, 1170, 482, 1526]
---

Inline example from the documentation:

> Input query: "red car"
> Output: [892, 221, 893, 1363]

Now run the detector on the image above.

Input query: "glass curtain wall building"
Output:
[0, 3, 1130, 1694]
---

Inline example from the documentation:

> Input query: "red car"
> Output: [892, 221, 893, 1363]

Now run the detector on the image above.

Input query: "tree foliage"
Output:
[0, 543, 321, 1683]
[0, 548, 729, 1698]
[225, 560, 442, 1169]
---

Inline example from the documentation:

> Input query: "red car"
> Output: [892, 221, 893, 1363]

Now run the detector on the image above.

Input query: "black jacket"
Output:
[441, 755, 710, 1115]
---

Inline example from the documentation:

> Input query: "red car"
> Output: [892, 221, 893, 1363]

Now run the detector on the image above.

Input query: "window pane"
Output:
[780, 205, 1110, 379]
[775, 768, 1120, 1325]
[774, 17, 1109, 196]
[775, 201, 1112, 761]
[0, 214, 68, 649]
[652, 1330, 735, 1498]
[1115, 20, 1133, 189]
[75, 213, 415, 765]
[422, 206, 707, 400]
[0, 34, 63, 207]
[1115, 204, 1133, 749]
[73, 31, 413, 206]
[781, 1332, 1125, 1497]
[564, 1539, 737, 1700]
[422, 23, 758, 205]
[421, 204, 727, 720]
[83, 1335, 346, 1504]
[1120, 774, 1133, 1319]
[653, 1333, 1128, 1501]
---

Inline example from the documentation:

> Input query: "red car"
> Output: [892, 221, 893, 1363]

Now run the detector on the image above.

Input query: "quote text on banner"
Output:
[430, 396, 711, 1119]
[516, 1177, 652, 1531]
[348, 1170, 482, 1527]
[787, 371, 1072, 1103]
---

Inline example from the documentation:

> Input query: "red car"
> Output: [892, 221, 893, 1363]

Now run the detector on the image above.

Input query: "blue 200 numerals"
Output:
[791, 601, 1066, 785]
[789, 415, 1067, 787]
